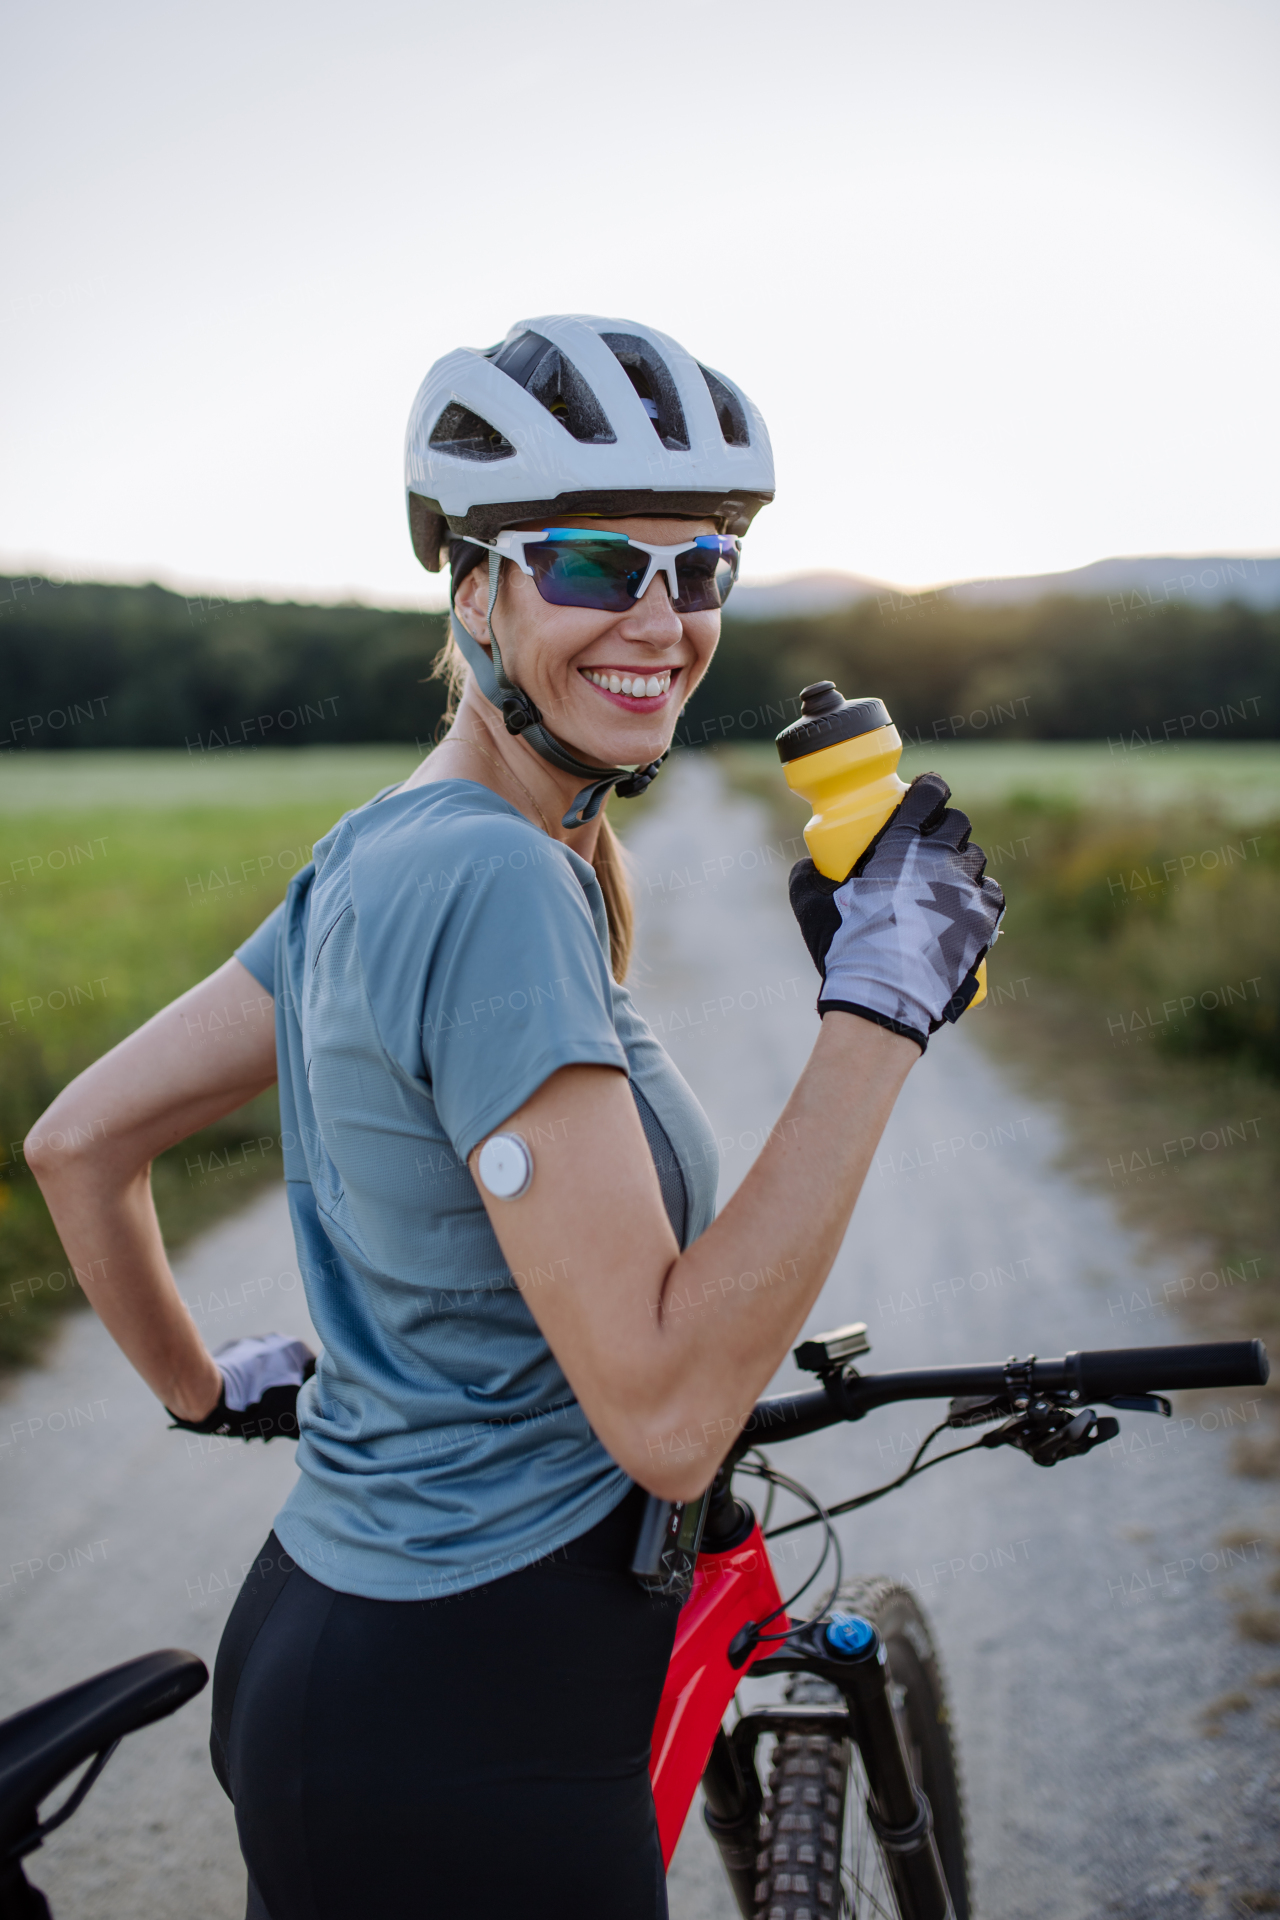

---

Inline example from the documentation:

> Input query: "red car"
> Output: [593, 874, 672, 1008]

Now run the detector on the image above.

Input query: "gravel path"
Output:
[2, 756, 1277, 1918]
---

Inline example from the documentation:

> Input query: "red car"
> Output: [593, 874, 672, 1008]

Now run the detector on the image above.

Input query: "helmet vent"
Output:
[601, 333, 689, 452]
[491, 330, 615, 445]
[697, 364, 751, 447]
[428, 403, 516, 462]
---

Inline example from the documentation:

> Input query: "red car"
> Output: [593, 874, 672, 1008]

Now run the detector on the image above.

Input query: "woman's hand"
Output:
[789, 773, 1005, 1049]
[469, 1014, 916, 1504]
[167, 1332, 317, 1442]
[24, 958, 279, 1420]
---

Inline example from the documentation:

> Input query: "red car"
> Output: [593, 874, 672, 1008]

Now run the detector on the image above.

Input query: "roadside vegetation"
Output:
[971, 798, 1279, 1331]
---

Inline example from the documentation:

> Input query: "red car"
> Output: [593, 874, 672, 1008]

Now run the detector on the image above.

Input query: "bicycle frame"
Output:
[649, 1518, 785, 1864]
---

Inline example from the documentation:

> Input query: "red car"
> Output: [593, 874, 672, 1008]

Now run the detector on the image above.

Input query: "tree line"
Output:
[1, 574, 1276, 752]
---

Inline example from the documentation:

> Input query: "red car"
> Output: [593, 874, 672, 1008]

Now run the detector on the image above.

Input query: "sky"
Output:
[2, 0, 1277, 611]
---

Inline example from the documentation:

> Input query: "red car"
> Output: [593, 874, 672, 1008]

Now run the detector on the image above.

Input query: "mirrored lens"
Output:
[672, 537, 740, 613]
[526, 535, 644, 612]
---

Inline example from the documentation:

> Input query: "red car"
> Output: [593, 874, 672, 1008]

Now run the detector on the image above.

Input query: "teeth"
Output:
[584, 668, 671, 697]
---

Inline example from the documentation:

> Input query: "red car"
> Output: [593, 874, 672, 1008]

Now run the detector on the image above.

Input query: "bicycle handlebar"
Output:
[738, 1338, 1269, 1454]
[1067, 1341, 1269, 1397]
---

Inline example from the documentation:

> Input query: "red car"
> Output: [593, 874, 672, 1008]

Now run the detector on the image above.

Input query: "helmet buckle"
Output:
[500, 692, 540, 736]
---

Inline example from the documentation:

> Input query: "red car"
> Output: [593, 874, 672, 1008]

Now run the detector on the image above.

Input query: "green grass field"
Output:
[0, 746, 420, 815]
[722, 738, 1280, 821]
[0, 747, 420, 1366]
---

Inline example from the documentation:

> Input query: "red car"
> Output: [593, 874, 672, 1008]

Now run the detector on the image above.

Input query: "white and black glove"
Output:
[167, 1333, 316, 1442]
[789, 772, 1005, 1052]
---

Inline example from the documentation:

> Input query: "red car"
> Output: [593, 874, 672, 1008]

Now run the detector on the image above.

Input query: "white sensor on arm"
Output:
[476, 1133, 533, 1200]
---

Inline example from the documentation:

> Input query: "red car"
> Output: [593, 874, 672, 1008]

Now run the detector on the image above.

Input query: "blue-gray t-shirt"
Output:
[234, 780, 719, 1600]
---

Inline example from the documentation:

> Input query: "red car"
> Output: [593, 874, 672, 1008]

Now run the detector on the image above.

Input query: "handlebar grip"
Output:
[1070, 1340, 1269, 1399]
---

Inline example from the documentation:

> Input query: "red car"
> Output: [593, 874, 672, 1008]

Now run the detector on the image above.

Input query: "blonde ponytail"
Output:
[591, 810, 634, 983]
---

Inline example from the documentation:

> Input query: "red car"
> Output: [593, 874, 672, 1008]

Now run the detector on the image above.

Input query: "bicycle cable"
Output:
[763, 1419, 996, 1540]
[735, 1458, 843, 1644]
[740, 1447, 777, 1531]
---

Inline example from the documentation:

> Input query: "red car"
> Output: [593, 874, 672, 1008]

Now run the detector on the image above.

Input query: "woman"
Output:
[27, 315, 1003, 1918]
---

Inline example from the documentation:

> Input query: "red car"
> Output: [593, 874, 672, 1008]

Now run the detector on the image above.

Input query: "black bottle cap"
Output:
[775, 683, 893, 765]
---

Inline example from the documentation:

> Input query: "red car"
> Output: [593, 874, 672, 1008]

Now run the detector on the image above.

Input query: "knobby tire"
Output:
[751, 1577, 968, 1920]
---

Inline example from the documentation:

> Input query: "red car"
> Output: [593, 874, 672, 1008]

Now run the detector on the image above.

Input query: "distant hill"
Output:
[732, 554, 1280, 619]
[948, 555, 1280, 611]
[721, 571, 890, 620]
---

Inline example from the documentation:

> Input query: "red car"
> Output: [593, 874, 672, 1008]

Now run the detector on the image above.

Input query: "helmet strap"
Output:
[447, 550, 668, 829]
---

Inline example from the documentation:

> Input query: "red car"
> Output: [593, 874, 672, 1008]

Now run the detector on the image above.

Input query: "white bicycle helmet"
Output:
[405, 314, 774, 572]
[404, 315, 775, 827]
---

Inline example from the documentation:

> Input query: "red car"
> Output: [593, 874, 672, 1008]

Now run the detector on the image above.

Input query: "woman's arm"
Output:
[24, 958, 278, 1421]
[471, 1012, 915, 1502]
[477, 771, 1004, 1500]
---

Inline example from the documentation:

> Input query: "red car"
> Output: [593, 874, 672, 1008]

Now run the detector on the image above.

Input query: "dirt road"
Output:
[2, 757, 1276, 1917]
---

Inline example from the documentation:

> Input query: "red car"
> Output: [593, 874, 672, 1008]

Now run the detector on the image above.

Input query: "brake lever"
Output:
[947, 1394, 1007, 1428]
[1105, 1393, 1171, 1417]
[979, 1404, 1120, 1467]
[947, 1350, 1140, 1467]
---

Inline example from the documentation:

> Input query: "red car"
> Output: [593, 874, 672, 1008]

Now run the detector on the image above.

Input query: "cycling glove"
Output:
[789, 772, 1005, 1051]
[167, 1333, 316, 1443]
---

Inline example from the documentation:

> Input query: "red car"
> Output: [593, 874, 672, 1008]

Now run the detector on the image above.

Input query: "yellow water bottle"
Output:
[775, 681, 987, 1008]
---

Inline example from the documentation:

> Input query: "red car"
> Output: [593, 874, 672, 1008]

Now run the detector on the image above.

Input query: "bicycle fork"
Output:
[702, 1615, 956, 1920]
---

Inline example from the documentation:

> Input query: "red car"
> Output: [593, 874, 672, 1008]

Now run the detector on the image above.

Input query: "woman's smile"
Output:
[578, 664, 678, 710]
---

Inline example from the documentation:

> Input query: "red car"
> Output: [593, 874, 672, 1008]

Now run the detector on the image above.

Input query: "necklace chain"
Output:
[436, 731, 556, 837]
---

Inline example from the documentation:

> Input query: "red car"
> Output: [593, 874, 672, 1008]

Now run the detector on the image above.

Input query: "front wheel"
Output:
[752, 1577, 968, 1920]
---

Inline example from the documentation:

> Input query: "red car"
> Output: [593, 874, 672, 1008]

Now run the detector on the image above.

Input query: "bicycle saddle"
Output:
[0, 1651, 207, 1857]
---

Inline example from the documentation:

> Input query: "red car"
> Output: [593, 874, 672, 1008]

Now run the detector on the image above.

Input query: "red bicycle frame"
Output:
[648, 1520, 785, 1865]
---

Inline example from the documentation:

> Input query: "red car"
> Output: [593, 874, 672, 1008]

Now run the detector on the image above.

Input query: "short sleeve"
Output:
[400, 824, 627, 1162]
[235, 901, 285, 995]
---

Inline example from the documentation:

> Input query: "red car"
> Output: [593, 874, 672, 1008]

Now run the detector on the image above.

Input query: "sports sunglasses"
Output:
[463, 528, 740, 615]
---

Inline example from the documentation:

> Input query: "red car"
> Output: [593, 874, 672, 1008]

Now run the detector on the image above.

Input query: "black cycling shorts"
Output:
[211, 1488, 681, 1920]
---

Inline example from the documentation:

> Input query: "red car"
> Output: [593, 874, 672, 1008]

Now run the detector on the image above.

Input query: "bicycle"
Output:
[0, 1327, 1268, 1920]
